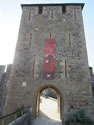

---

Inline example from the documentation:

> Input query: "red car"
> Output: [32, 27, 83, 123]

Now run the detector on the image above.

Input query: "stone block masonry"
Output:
[3, 3, 94, 124]
[0, 64, 12, 117]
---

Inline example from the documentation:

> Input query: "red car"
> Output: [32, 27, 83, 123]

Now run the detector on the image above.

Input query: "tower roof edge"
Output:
[21, 3, 84, 10]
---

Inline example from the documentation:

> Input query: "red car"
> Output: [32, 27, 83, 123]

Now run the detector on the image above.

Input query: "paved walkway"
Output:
[32, 97, 62, 125]
[32, 117, 62, 125]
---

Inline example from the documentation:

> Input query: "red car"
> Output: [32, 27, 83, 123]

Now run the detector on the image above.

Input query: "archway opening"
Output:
[36, 86, 61, 121]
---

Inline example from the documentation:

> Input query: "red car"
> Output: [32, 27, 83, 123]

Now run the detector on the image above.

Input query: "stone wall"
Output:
[0, 64, 12, 117]
[3, 4, 94, 124]
[89, 67, 94, 117]
[89, 67, 94, 97]
[8, 112, 32, 125]
[0, 65, 5, 117]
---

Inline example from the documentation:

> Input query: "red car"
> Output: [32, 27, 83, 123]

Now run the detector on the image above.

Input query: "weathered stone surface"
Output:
[8, 112, 32, 125]
[0, 64, 12, 118]
[3, 3, 94, 124]
[89, 67, 94, 118]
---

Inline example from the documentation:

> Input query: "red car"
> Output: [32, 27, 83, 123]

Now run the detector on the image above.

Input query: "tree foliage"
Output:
[65, 109, 94, 125]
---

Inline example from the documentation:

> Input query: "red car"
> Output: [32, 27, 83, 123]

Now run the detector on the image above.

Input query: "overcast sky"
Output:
[0, 0, 94, 70]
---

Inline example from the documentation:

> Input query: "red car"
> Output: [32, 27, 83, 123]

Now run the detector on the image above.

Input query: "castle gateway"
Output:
[4, 3, 93, 124]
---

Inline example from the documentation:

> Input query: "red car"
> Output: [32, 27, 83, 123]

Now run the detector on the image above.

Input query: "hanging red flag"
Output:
[43, 39, 55, 80]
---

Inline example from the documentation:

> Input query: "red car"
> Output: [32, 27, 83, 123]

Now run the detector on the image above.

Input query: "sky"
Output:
[0, 0, 94, 70]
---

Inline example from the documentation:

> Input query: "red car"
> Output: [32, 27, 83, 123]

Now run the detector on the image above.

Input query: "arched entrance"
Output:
[36, 85, 61, 121]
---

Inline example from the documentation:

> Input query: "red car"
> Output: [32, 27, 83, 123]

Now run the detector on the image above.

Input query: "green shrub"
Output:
[65, 109, 94, 125]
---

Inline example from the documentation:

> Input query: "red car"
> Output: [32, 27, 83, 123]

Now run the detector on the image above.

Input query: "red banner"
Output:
[44, 39, 55, 54]
[43, 39, 55, 80]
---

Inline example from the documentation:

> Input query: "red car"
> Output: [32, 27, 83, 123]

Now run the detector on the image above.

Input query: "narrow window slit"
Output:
[29, 33, 32, 47]
[74, 9, 76, 19]
[62, 6, 66, 13]
[32, 59, 35, 78]
[29, 9, 31, 20]
[38, 6, 43, 14]
[50, 33, 51, 38]
[69, 33, 71, 47]
[51, 10, 53, 19]
[65, 60, 67, 78]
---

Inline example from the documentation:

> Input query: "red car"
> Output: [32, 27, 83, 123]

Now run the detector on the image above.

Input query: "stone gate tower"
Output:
[4, 3, 93, 123]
